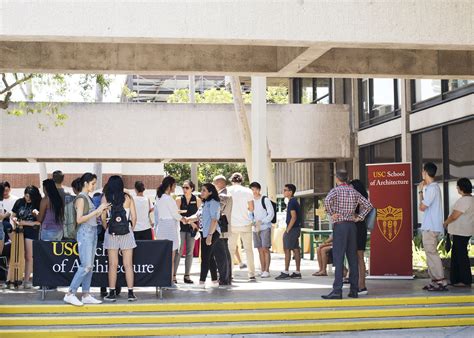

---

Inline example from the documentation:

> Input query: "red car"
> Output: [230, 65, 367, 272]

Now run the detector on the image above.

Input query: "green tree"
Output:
[1, 73, 112, 129]
[165, 84, 287, 187]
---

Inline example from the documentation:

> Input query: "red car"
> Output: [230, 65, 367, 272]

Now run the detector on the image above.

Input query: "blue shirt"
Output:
[286, 197, 301, 228]
[201, 199, 221, 237]
[421, 182, 444, 233]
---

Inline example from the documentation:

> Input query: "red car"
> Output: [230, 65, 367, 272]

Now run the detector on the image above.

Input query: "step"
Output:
[1, 296, 472, 337]
[1, 295, 472, 314]
[1, 306, 474, 326]
[2, 317, 474, 337]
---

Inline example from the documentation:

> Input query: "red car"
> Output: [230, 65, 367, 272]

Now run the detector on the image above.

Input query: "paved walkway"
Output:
[1, 253, 472, 305]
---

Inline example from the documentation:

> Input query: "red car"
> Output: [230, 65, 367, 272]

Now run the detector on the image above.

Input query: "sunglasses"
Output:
[183, 186, 191, 190]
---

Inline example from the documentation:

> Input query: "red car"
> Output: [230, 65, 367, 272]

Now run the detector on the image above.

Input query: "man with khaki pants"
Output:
[227, 173, 256, 281]
[418, 162, 447, 291]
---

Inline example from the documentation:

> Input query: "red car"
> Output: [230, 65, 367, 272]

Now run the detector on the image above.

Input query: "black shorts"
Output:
[133, 228, 153, 240]
[23, 226, 39, 240]
[283, 227, 301, 250]
[356, 221, 368, 251]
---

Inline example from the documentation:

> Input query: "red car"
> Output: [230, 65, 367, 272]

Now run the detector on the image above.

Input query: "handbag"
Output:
[444, 230, 452, 253]
[365, 207, 377, 231]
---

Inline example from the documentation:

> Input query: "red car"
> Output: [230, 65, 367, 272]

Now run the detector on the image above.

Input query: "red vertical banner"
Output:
[367, 163, 413, 278]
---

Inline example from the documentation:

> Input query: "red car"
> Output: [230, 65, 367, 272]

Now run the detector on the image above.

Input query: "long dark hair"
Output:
[42, 179, 65, 224]
[157, 176, 176, 199]
[0, 182, 4, 202]
[202, 183, 220, 203]
[350, 179, 368, 199]
[24, 185, 42, 210]
[80, 172, 97, 191]
[105, 175, 125, 207]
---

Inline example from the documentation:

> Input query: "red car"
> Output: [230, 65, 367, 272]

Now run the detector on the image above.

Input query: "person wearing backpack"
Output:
[101, 176, 138, 302]
[249, 182, 275, 278]
[64, 173, 109, 307]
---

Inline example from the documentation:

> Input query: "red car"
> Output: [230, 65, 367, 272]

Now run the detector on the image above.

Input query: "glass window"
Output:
[414, 79, 442, 102]
[314, 78, 331, 104]
[418, 128, 444, 180]
[447, 80, 474, 92]
[302, 78, 313, 104]
[373, 139, 397, 163]
[360, 79, 369, 124]
[396, 79, 402, 109]
[359, 146, 370, 188]
[372, 79, 395, 119]
[300, 197, 315, 229]
[448, 119, 474, 179]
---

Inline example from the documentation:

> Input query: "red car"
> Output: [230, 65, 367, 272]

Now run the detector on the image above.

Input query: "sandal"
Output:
[426, 284, 449, 292]
[184, 276, 194, 284]
[312, 271, 328, 276]
[343, 278, 350, 284]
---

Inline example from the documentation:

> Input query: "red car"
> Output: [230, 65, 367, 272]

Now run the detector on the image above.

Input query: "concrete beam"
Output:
[301, 48, 474, 79]
[0, 41, 287, 74]
[278, 47, 330, 76]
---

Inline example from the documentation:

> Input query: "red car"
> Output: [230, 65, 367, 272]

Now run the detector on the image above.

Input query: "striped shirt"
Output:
[324, 184, 372, 224]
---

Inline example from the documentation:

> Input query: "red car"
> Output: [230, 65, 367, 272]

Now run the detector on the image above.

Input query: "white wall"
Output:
[0, 103, 351, 161]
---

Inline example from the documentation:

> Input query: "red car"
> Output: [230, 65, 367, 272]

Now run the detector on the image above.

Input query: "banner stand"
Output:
[367, 162, 413, 279]
[33, 240, 173, 300]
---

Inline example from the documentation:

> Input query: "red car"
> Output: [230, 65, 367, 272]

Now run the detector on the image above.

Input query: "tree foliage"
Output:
[1, 73, 112, 130]
[164, 84, 287, 187]
[164, 163, 249, 188]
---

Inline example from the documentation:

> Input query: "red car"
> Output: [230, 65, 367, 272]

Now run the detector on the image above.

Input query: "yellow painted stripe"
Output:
[0, 295, 472, 314]
[1, 317, 473, 337]
[1, 306, 473, 326]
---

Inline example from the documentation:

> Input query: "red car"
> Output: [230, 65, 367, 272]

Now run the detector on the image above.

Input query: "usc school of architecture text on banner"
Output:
[367, 163, 413, 278]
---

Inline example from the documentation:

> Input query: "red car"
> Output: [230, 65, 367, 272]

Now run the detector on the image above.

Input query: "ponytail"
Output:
[157, 176, 176, 198]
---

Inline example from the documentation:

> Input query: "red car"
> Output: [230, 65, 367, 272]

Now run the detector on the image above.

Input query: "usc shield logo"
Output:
[376, 206, 403, 243]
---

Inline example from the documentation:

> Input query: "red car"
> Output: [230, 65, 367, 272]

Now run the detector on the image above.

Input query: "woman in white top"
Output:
[443, 178, 474, 287]
[155, 176, 185, 285]
[133, 181, 153, 240]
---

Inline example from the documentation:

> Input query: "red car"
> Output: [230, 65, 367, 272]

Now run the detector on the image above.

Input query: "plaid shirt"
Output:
[324, 184, 372, 224]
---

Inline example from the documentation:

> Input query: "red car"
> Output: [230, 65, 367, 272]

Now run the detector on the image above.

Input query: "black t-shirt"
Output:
[12, 198, 38, 222]
[286, 197, 301, 228]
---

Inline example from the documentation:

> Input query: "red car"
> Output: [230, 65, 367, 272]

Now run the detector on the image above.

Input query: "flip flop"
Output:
[312, 271, 328, 276]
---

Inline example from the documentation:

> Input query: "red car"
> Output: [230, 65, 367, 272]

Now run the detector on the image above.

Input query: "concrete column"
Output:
[189, 75, 198, 188]
[39, 162, 47, 190]
[351, 79, 360, 179]
[401, 79, 412, 162]
[93, 163, 103, 189]
[251, 76, 267, 193]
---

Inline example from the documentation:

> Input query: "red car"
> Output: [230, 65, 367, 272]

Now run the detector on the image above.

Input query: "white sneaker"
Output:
[22, 281, 32, 289]
[261, 271, 270, 278]
[82, 295, 102, 304]
[64, 294, 84, 307]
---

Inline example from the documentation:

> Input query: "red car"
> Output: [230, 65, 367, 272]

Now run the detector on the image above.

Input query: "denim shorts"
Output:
[41, 228, 63, 241]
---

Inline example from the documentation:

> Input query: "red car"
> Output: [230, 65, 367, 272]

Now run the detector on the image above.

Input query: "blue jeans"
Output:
[41, 228, 63, 241]
[69, 224, 98, 293]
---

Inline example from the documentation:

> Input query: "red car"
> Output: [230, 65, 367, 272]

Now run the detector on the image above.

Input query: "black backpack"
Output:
[262, 196, 277, 224]
[108, 204, 130, 236]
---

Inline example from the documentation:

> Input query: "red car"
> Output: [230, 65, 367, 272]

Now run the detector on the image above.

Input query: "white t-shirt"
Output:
[155, 194, 182, 222]
[252, 196, 274, 231]
[133, 195, 151, 232]
[421, 183, 444, 233]
[448, 196, 474, 237]
[228, 184, 253, 227]
[3, 195, 19, 213]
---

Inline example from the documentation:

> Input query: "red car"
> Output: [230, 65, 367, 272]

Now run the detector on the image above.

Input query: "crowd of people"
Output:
[0, 164, 472, 307]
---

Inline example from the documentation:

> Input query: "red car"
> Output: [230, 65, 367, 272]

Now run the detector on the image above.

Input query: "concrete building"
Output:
[0, 0, 473, 229]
